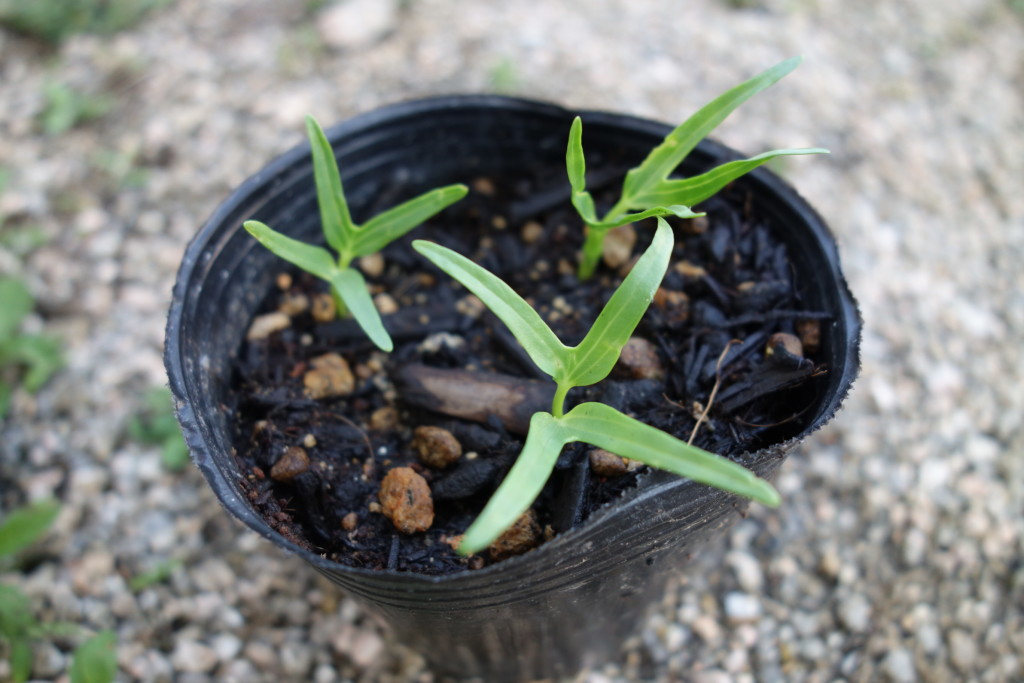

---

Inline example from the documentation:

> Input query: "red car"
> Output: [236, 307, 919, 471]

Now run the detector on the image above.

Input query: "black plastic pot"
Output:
[165, 95, 861, 682]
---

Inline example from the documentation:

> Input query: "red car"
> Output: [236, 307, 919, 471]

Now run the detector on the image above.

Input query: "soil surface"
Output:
[231, 169, 826, 574]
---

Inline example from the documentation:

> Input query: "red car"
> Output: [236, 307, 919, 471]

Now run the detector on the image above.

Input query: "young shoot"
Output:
[244, 116, 468, 351]
[568, 56, 829, 279]
[413, 218, 780, 556]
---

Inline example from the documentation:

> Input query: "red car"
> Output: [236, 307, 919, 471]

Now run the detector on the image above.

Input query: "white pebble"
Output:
[724, 592, 761, 623]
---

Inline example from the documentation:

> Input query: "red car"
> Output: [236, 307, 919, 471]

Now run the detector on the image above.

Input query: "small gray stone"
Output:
[882, 648, 917, 683]
[948, 628, 977, 673]
[837, 593, 872, 632]
[724, 592, 761, 623]
[317, 0, 399, 50]
[171, 640, 218, 673]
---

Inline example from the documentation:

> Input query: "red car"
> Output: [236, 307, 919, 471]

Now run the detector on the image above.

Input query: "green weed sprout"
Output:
[244, 116, 468, 352]
[0, 277, 63, 419]
[569, 56, 828, 279]
[0, 501, 117, 683]
[413, 218, 780, 556]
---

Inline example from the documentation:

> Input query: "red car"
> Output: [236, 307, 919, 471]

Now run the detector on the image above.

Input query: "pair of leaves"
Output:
[0, 499, 59, 559]
[414, 219, 780, 555]
[244, 116, 467, 351]
[0, 277, 63, 418]
[415, 219, 673, 397]
[568, 57, 828, 278]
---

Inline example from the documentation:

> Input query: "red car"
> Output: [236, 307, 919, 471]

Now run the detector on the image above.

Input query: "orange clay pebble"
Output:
[488, 509, 542, 561]
[412, 426, 462, 469]
[303, 353, 355, 399]
[270, 446, 310, 482]
[378, 467, 434, 534]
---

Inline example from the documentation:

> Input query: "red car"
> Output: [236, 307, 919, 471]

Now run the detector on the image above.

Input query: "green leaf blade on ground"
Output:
[0, 277, 34, 339]
[305, 115, 355, 256]
[620, 57, 803, 203]
[459, 412, 570, 555]
[353, 184, 468, 257]
[568, 218, 674, 386]
[562, 402, 781, 507]
[0, 499, 60, 558]
[1, 334, 63, 392]
[628, 147, 829, 208]
[412, 240, 567, 379]
[243, 220, 338, 281]
[328, 268, 392, 352]
[69, 630, 117, 683]
[9, 637, 32, 683]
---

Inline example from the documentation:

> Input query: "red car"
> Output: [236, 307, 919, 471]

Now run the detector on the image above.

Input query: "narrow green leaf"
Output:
[305, 115, 354, 255]
[0, 584, 35, 634]
[0, 277, 34, 339]
[412, 240, 567, 378]
[1, 334, 63, 392]
[10, 638, 32, 683]
[243, 220, 338, 281]
[570, 188, 599, 226]
[566, 116, 587, 193]
[620, 57, 803, 203]
[563, 402, 781, 507]
[0, 381, 12, 420]
[328, 268, 392, 352]
[353, 184, 469, 257]
[69, 630, 118, 683]
[567, 219, 674, 386]
[0, 499, 60, 558]
[459, 413, 570, 555]
[588, 204, 702, 231]
[628, 148, 829, 208]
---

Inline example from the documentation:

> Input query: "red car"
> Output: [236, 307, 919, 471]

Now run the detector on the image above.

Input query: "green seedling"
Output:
[40, 82, 113, 136]
[414, 218, 780, 555]
[244, 115, 468, 352]
[568, 56, 828, 279]
[0, 0, 169, 44]
[0, 277, 63, 419]
[127, 387, 189, 471]
[0, 501, 117, 683]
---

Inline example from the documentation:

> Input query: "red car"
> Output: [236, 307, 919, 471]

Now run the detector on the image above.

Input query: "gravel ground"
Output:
[1, 0, 1022, 681]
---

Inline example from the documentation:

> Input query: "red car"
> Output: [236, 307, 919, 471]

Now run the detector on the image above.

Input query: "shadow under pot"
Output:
[165, 95, 861, 682]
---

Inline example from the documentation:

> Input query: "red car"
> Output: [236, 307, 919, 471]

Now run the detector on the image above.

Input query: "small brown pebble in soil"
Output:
[303, 433, 317, 448]
[370, 406, 398, 431]
[444, 534, 464, 551]
[589, 448, 630, 478]
[378, 467, 434, 534]
[492, 215, 507, 230]
[276, 272, 292, 290]
[472, 177, 496, 196]
[681, 214, 709, 235]
[796, 319, 821, 354]
[246, 311, 291, 341]
[412, 426, 462, 469]
[311, 292, 336, 323]
[374, 292, 399, 315]
[359, 253, 385, 278]
[615, 337, 665, 380]
[521, 220, 544, 244]
[303, 353, 356, 399]
[341, 512, 358, 531]
[675, 260, 707, 279]
[455, 294, 485, 318]
[653, 287, 689, 323]
[368, 501, 382, 513]
[488, 509, 542, 561]
[270, 446, 310, 481]
[602, 223, 637, 269]
[278, 292, 309, 316]
[767, 332, 803, 358]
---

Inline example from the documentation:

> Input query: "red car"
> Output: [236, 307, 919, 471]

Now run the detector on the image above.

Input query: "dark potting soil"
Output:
[229, 167, 829, 575]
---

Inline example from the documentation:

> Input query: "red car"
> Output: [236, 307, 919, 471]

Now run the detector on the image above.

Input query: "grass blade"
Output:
[69, 630, 118, 683]
[328, 268, 392, 352]
[353, 184, 468, 257]
[566, 116, 586, 193]
[459, 413, 570, 555]
[628, 148, 829, 208]
[243, 221, 338, 281]
[0, 499, 60, 558]
[589, 204, 703, 230]
[563, 402, 781, 506]
[412, 240, 566, 378]
[621, 57, 803, 202]
[0, 277, 33, 339]
[305, 115, 355, 255]
[568, 219, 673, 386]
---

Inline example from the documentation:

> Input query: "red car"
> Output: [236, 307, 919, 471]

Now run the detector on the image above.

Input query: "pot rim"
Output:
[165, 94, 861, 585]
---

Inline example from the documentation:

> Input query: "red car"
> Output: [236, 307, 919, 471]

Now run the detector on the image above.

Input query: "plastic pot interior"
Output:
[165, 95, 861, 681]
